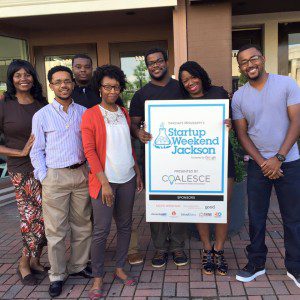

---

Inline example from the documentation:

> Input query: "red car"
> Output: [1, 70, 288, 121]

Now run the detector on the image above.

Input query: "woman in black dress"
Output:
[178, 61, 235, 276]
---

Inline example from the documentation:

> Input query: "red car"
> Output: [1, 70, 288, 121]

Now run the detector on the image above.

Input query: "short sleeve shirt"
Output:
[129, 78, 184, 120]
[232, 74, 300, 162]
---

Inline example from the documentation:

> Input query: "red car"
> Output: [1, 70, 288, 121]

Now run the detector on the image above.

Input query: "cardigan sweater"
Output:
[81, 104, 136, 199]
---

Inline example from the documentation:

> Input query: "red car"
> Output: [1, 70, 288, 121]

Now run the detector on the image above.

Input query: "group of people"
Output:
[0, 44, 299, 299]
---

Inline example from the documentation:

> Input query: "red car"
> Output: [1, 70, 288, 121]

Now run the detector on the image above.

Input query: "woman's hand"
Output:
[136, 174, 143, 193]
[101, 182, 114, 207]
[21, 134, 35, 157]
[224, 118, 232, 131]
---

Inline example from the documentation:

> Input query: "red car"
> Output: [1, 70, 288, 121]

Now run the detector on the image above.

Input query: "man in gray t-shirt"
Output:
[232, 44, 300, 288]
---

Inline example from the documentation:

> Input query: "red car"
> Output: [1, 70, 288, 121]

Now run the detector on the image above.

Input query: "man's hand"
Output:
[101, 182, 114, 207]
[260, 157, 283, 179]
[137, 124, 152, 144]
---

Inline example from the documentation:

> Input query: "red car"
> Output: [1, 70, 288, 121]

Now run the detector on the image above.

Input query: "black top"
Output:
[199, 86, 232, 118]
[72, 84, 125, 109]
[129, 78, 184, 120]
[72, 85, 100, 109]
[0, 98, 44, 173]
[200, 85, 228, 100]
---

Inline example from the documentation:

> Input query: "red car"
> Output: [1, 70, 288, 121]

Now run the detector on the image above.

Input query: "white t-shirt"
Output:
[99, 105, 135, 183]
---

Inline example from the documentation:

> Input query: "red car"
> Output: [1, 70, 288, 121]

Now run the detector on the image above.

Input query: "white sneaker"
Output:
[287, 272, 300, 288]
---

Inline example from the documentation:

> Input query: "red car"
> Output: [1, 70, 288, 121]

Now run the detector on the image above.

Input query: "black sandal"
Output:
[201, 249, 215, 275]
[17, 268, 37, 285]
[213, 247, 228, 276]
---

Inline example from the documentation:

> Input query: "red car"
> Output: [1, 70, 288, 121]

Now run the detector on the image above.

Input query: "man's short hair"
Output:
[144, 48, 168, 66]
[72, 54, 92, 66]
[237, 44, 263, 61]
[47, 65, 74, 83]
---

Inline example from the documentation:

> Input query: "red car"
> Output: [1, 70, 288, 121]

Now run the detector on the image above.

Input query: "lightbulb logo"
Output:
[154, 123, 172, 149]
[162, 175, 176, 185]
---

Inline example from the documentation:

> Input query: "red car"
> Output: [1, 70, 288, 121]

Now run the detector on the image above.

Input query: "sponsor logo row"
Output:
[150, 211, 222, 217]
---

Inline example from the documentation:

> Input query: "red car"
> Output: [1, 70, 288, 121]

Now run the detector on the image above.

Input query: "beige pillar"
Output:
[264, 20, 278, 74]
[97, 40, 110, 66]
[186, 1, 232, 91]
[173, 0, 188, 78]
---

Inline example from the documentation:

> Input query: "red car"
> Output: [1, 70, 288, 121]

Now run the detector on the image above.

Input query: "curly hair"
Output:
[91, 64, 127, 94]
[178, 61, 212, 99]
[4, 59, 47, 104]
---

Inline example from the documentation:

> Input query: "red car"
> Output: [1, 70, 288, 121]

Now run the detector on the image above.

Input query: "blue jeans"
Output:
[247, 159, 300, 275]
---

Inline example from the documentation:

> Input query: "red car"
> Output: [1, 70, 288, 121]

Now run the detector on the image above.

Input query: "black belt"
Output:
[66, 161, 86, 169]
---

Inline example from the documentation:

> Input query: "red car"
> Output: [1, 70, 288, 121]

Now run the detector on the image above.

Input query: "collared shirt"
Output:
[30, 99, 86, 182]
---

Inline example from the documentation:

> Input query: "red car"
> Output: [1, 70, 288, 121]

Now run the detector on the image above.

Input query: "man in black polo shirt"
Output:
[129, 48, 188, 268]
[71, 54, 100, 108]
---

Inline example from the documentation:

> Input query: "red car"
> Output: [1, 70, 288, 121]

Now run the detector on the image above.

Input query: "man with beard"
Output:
[30, 66, 92, 297]
[129, 48, 188, 268]
[232, 44, 300, 288]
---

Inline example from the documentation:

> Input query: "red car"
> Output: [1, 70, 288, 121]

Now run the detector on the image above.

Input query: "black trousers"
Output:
[246, 159, 300, 275]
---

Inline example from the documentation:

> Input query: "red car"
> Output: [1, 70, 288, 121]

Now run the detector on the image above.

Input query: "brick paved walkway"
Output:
[0, 188, 299, 299]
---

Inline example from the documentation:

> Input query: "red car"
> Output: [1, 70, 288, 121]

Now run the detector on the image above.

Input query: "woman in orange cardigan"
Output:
[81, 65, 143, 300]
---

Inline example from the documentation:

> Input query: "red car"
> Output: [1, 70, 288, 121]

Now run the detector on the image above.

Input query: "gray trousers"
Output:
[91, 176, 136, 277]
[150, 222, 187, 252]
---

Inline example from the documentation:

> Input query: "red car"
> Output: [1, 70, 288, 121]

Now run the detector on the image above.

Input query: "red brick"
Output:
[244, 281, 271, 288]
[190, 281, 216, 288]
[121, 285, 136, 297]
[67, 284, 85, 298]
[270, 280, 289, 295]
[246, 287, 274, 296]
[190, 288, 217, 297]
[217, 281, 231, 296]
[230, 282, 246, 296]
[164, 275, 189, 283]
[135, 289, 162, 297]
[177, 282, 189, 297]
[15, 286, 35, 299]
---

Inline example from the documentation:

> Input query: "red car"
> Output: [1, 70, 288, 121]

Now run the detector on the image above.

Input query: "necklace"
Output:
[99, 105, 124, 125]
[51, 104, 75, 129]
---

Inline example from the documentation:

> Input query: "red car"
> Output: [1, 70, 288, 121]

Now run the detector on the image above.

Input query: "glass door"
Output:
[110, 41, 168, 108]
[34, 43, 97, 102]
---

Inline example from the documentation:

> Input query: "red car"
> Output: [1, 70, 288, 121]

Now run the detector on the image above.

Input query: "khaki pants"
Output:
[42, 165, 92, 282]
[128, 228, 139, 255]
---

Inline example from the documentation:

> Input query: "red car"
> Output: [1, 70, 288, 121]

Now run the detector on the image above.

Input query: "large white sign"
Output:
[145, 100, 229, 223]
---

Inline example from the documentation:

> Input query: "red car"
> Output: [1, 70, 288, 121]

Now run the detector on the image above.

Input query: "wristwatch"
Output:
[275, 153, 286, 162]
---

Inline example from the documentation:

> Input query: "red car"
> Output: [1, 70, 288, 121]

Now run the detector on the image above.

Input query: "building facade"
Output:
[1, 0, 300, 97]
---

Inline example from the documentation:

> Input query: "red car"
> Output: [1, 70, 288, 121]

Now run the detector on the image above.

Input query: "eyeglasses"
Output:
[147, 58, 165, 68]
[101, 84, 121, 92]
[239, 55, 262, 68]
[51, 80, 73, 86]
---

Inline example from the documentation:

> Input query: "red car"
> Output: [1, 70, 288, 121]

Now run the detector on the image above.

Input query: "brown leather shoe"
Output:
[127, 252, 143, 265]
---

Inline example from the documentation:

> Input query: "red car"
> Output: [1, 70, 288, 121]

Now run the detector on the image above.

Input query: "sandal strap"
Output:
[214, 249, 228, 273]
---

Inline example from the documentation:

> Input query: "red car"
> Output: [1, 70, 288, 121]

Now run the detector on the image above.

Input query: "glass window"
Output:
[120, 55, 150, 107]
[288, 33, 300, 85]
[232, 28, 262, 91]
[44, 55, 73, 102]
[0, 36, 28, 96]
